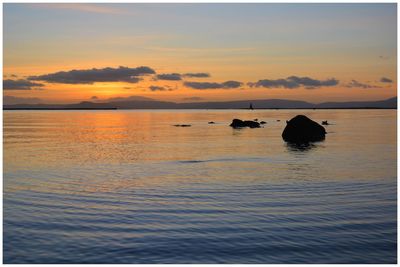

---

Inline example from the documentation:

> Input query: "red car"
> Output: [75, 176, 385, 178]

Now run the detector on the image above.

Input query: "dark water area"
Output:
[3, 109, 397, 263]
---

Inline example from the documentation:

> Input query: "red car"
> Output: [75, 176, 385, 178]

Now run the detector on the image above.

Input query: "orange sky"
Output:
[3, 3, 397, 104]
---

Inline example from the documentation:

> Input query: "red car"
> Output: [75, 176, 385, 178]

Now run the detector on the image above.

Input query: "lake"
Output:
[3, 109, 397, 263]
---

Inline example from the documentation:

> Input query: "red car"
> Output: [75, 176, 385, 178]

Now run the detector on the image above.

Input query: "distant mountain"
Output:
[3, 97, 397, 110]
[4, 101, 117, 110]
[4, 95, 43, 105]
[108, 100, 180, 109]
[316, 97, 397, 109]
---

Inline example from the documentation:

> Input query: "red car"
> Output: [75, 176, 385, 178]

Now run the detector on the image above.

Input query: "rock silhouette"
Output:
[282, 115, 326, 142]
[260, 121, 267, 124]
[174, 124, 191, 127]
[208, 121, 215, 124]
[230, 119, 260, 128]
[322, 120, 329, 125]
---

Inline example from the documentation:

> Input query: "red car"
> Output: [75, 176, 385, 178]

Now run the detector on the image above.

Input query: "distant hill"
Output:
[3, 97, 397, 110]
[315, 97, 397, 109]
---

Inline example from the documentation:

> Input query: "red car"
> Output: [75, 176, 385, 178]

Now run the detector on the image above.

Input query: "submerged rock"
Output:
[282, 115, 326, 143]
[230, 119, 260, 128]
[260, 121, 267, 124]
[174, 124, 191, 127]
[322, 120, 329, 125]
[208, 121, 215, 124]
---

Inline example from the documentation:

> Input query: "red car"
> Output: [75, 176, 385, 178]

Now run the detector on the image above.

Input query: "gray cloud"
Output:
[156, 73, 182, 81]
[28, 66, 155, 84]
[149, 85, 168, 91]
[184, 80, 242, 89]
[3, 79, 45, 90]
[4, 95, 43, 105]
[249, 76, 339, 89]
[380, 77, 393, 83]
[345, 80, 380, 89]
[183, 73, 210, 78]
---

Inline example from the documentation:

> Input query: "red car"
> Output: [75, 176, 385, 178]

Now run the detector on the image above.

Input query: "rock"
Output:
[282, 115, 326, 143]
[254, 119, 258, 121]
[230, 119, 260, 128]
[277, 119, 281, 122]
[174, 124, 191, 127]
[260, 121, 267, 124]
[322, 120, 329, 125]
[208, 121, 215, 124]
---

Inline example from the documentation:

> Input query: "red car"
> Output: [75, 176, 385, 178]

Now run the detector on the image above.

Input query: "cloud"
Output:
[380, 77, 393, 83]
[149, 85, 168, 91]
[156, 73, 182, 81]
[4, 95, 43, 105]
[345, 80, 380, 89]
[155, 72, 210, 81]
[183, 73, 210, 78]
[249, 76, 339, 89]
[91, 96, 98, 100]
[3, 79, 45, 90]
[28, 66, 155, 84]
[182, 97, 204, 101]
[184, 80, 242, 89]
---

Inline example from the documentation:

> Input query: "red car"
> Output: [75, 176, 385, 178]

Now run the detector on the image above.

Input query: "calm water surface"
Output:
[3, 109, 397, 263]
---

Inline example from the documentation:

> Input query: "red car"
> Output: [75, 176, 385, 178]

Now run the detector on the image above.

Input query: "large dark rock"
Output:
[230, 119, 260, 128]
[282, 115, 326, 143]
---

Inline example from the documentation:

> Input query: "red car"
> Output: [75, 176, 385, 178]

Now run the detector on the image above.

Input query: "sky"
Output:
[3, 3, 397, 104]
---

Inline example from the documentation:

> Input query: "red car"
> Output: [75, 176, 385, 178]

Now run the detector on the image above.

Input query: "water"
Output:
[3, 109, 397, 263]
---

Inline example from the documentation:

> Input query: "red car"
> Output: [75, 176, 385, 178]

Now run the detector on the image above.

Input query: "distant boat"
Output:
[249, 103, 254, 110]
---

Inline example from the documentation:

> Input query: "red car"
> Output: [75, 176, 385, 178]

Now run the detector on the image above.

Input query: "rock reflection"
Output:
[285, 141, 320, 153]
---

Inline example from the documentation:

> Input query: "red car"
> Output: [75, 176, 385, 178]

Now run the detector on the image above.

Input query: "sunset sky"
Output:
[3, 3, 397, 104]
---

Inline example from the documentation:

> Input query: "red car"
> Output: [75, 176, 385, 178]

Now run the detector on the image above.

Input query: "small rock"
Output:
[322, 120, 329, 125]
[260, 121, 267, 124]
[208, 121, 215, 124]
[230, 119, 260, 128]
[174, 124, 191, 127]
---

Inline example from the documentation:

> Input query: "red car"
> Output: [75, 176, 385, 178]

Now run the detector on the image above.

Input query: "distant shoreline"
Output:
[3, 97, 396, 110]
[3, 107, 397, 110]
[3, 108, 118, 110]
